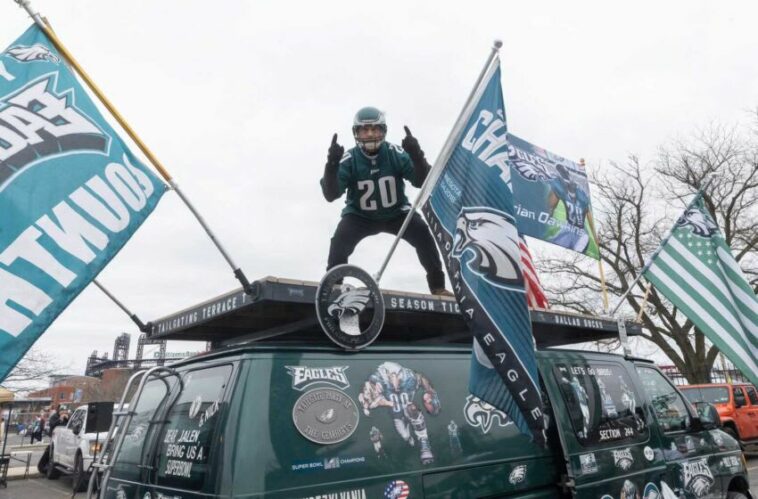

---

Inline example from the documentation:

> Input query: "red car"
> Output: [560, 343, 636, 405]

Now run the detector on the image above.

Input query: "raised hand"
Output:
[327, 133, 344, 165]
[401, 126, 423, 160]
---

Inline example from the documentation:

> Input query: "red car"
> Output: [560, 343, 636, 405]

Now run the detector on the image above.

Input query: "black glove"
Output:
[327, 133, 344, 166]
[401, 126, 424, 162]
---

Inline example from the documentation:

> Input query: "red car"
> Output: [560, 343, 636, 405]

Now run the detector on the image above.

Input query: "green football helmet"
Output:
[352, 106, 387, 154]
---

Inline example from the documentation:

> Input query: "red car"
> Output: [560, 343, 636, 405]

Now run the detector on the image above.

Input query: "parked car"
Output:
[46, 403, 117, 492]
[680, 383, 758, 448]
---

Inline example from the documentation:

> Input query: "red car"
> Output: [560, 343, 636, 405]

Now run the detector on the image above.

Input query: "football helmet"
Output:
[353, 106, 387, 154]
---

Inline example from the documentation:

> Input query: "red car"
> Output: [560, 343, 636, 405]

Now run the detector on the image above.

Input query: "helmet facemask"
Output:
[353, 106, 387, 155]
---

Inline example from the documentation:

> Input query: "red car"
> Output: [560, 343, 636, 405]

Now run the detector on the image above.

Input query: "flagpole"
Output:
[14, 0, 255, 295]
[634, 282, 652, 322]
[374, 40, 502, 283]
[93, 280, 151, 333]
[609, 175, 714, 315]
[580, 158, 609, 314]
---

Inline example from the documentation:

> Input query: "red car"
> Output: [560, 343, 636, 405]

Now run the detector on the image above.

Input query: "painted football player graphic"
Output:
[547, 163, 594, 253]
[563, 374, 590, 438]
[359, 361, 441, 465]
[369, 425, 386, 459]
[320, 106, 451, 295]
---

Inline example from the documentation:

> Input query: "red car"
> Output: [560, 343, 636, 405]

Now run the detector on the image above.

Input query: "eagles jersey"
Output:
[334, 142, 416, 220]
[549, 178, 591, 229]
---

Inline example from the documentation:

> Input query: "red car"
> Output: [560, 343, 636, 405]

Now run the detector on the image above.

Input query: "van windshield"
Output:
[680, 387, 729, 404]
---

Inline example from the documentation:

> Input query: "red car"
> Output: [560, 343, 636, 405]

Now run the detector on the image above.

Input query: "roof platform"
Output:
[147, 276, 641, 348]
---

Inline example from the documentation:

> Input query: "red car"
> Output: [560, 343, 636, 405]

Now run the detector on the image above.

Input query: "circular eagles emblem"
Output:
[292, 388, 360, 444]
[315, 264, 385, 350]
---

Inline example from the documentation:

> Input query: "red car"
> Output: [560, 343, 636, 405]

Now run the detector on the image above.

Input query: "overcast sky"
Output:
[1, 0, 757, 378]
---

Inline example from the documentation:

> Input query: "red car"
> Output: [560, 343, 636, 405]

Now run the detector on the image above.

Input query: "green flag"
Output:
[643, 193, 757, 385]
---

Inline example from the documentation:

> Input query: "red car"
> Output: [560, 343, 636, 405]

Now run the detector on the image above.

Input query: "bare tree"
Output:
[541, 117, 758, 383]
[1, 347, 66, 394]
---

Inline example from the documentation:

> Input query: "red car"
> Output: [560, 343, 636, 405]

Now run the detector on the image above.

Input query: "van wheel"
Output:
[46, 444, 61, 479]
[72, 452, 88, 492]
[726, 492, 748, 499]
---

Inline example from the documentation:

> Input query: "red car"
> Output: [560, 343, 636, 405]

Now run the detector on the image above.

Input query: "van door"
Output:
[742, 386, 758, 440]
[540, 353, 660, 499]
[635, 366, 725, 499]
[732, 386, 754, 441]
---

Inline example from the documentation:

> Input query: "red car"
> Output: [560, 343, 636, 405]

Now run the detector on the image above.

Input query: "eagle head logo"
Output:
[327, 288, 371, 318]
[510, 157, 551, 182]
[463, 394, 511, 434]
[327, 287, 372, 336]
[452, 207, 523, 287]
[676, 208, 718, 238]
[5, 44, 60, 64]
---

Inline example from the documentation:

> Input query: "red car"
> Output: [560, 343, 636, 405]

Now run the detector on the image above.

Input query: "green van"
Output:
[88, 278, 752, 499]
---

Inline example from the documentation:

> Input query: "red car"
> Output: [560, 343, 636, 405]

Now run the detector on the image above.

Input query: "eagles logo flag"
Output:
[422, 59, 546, 445]
[0, 25, 166, 381]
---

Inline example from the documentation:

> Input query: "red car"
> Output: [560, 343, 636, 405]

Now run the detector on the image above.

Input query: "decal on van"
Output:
[292, 388, 359, 445]
[579, 452, 598, 474]
[448, 420, 462, 456]
[286, 365, 350, 391]
[721, 455, 741, 472]
[509, 464, 527, 484]
[680, 458, 714, 497]
[643, 446, 655, 461]
[643, 482, 661, 499]
[384, 480, 410, 499]
[620, 480, 639, 499]
[612, 448, 634, 471]
[359, 362, 440, 465]
[463, 394, 511, 434]
[369, 426, 387, 459]
[300, 488, 367, 499]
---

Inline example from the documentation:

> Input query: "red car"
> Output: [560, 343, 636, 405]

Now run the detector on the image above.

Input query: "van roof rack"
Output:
[147, 276, 641, 347]
[146, 276, 640, 348]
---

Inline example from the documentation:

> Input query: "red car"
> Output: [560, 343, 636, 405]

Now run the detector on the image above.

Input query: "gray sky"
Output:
[1, 0, 757, 378]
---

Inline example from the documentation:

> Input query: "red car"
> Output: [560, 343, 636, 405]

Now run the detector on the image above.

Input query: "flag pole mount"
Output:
[14, 0, 255, 296]
[374, 39, 502, 284]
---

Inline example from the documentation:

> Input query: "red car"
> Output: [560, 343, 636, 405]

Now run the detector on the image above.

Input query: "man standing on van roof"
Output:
[320, 106, 451, 295]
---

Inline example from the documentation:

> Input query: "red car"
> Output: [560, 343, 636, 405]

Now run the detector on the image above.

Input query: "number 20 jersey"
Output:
[335, 142, 416, 220]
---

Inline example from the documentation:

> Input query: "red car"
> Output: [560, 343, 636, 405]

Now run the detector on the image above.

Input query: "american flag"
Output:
[519, 236, 549, 309]
[384, 480, 410, 499]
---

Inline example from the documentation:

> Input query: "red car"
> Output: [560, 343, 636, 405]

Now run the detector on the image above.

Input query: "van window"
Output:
[636, 367, 690, 432]
[111, 375, 177, 482]
[553, 362, 647, 446]
[746, 386, 758, 405]
[154, 364, 232, 491]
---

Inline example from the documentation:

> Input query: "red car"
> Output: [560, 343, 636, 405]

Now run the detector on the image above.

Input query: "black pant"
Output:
[327, 212, 446, 291]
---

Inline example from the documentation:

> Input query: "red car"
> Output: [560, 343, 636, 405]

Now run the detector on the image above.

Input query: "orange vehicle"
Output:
[680, 383, 758, 448]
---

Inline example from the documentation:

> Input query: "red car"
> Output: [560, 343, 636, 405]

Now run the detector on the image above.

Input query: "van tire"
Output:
[46, 444, 61, 479]
[72, 452, 88, 492]
[726, 492, 748, 499]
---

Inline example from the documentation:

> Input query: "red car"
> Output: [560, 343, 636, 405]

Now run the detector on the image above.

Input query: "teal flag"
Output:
[422, 59, 545, 445]
[643, 194, 758, 385]
[0, 25, 166, 381]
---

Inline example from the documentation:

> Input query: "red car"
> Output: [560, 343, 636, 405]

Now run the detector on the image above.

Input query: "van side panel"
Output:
[231, 348, 560, 498]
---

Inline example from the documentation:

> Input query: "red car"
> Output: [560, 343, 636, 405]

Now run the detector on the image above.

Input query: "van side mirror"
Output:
[694, 402, 721, 429]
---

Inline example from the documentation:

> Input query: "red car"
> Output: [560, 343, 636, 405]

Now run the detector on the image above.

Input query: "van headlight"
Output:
[89, 441, 103, 456]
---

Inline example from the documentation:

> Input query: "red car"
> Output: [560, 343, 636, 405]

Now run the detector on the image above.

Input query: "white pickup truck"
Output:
[46, 404, 117, 492]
